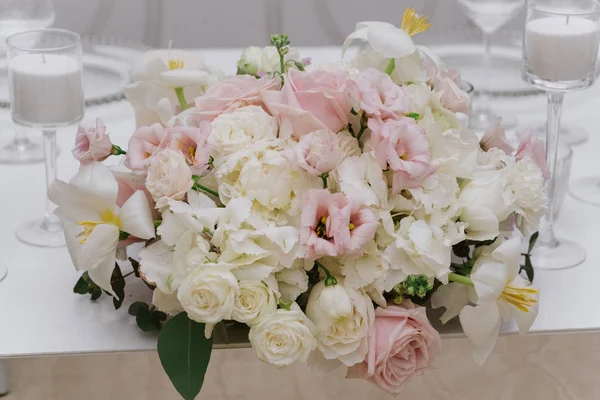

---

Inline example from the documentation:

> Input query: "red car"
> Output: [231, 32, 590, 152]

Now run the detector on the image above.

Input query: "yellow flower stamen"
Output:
[76, 209, 121, 244]
[315, 216, 330, 239]
[188, 146, 196, 159]
[349, 222, 356, 230]
[500, 285, 539, 313]
[168, 59, 184, 70]
[401, 8, 431, 36]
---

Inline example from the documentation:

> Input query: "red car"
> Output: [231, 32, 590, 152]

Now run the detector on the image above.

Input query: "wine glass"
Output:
[457, 0, 525, 132]
[7, 29, 84, 247]
[0, 0, 56, 164]
[522, 0, 599, 269]
[533, 123, 588, 146]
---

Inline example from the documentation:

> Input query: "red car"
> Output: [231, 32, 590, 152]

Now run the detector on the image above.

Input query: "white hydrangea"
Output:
[507, 157, 547, 235]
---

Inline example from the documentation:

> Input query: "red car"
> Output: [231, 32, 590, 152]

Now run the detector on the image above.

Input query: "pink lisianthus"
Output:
[435, 76, 471, 115]
[480, 119, 515, 154]
[300, 189, 377, 259]
[347, 301, 441, 395]
[166, 122, 212, 175]
[368, 118, 434, 191]
[194, 75, 280, 122]
[124, 123, 169, 172]
[353, 68, 411, 120]
[72, 118, 113, 163]
[516, 129, 549, 179]
[284, 129, 342, 175]
[261, 68, 354, 137]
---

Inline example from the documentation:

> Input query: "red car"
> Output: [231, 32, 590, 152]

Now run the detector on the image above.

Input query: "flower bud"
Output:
[319, 282, 354, 321]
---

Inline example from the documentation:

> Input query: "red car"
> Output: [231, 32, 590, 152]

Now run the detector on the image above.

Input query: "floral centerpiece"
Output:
[50, 8, 547, 399]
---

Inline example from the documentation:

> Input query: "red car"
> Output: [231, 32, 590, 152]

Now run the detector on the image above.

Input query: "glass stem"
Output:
[478, 32, 492, 114]
[538, 92, 564, 249]
[41, 130, 61, 232]
[13, 127, 29, 147]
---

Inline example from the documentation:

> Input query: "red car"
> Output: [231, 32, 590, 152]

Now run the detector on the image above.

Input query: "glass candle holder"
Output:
[522, 0, 600, 269]
[6, 29, 84, 247]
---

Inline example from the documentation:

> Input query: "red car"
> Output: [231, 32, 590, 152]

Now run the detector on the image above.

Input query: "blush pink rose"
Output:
[166, 121, 212, 175]
[72, 118, 113, 163]
[194, 75, 280, 122]
[435, 76, 471, 115]
[347, 301, 441, 395]
[300, 189, 377, 259]
[480, 120, 515, 154]
[284, 129, 342, 175]
[368, 118, 435, 191]
[261, 68, 354, 137]
[516, 129, 549, 179]
[124, 123, 169, 172]
[353, 68, 411, 120]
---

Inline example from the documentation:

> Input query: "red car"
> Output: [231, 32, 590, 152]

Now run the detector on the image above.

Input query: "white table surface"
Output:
[1, 46, 600, 358]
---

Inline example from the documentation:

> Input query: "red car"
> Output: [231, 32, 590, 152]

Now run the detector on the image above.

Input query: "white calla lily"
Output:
[49, 162, 155, 295]
[343, 21, 415, 59]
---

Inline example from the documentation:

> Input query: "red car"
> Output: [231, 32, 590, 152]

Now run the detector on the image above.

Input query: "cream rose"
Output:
[232, 279, 278, 325]
[208, 105, 278, 156]
[249, 303, 318, 367]
[306, 278, 375, 366]
[177, 267, 239, 327]
[146, 149, 194, 210]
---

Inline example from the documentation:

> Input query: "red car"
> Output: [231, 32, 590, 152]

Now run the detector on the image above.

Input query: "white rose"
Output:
[249, 303, 317, 367]
[177, 267, 239, 327]
[146, 149, 194, 210]
[232, 279, 279, 325]
[508, 157, 547, 235]
[209, 105, 278, 156]
[305, 279, 374, 366]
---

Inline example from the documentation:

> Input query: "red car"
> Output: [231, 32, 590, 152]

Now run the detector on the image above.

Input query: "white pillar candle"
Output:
[526, 16, 600, 82]
[9, 53, 84, 126]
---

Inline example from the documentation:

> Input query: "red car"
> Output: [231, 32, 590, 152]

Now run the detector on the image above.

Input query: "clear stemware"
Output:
[457, 0, 525, 132]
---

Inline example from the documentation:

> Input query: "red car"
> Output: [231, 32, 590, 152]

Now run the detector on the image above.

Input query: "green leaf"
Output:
[73, 274, 90, 295]
[90, 286, 103, 301]
[136, 308, 161, 332]
[528, 232, 539, 254]
[111, 263, 126, 310]
[452, 241, 470, 258]
[520, 255, 535, 283]
[158, 313, 213, 400]
[153, 311, 168, 322]
[128, 257, 141, 277]
[128, 301, 150, 317]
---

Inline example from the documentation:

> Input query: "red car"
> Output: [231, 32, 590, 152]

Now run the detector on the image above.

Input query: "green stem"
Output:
[315, 261, 337, 286]
[174, 87, 189, 110]
[448, 273, 474, 287]
[320, 173, 329, 189]
[193, 183, 219, 198]
[384, 58, 396, 76]
[153, 220, 162, 230]
[357, 125, 367, 142]
[279, 52, 285, 74]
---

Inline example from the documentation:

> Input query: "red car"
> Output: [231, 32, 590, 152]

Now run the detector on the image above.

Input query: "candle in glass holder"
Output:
[525, 16, 600, 81]
[9, 53, 84, 126]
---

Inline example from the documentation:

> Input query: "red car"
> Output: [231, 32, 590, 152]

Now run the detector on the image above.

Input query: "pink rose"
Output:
[353, 68, 411, 120]
[347, 301, 441, 395]
[435, 76, 471, 115]
[480, 120, 515, 154]
[300, 189, 377, 259]
[166, 122, 212, 175]
[368, 118, 434, 191]
[262, 68, 354, 137]
[194, 75, 280, 122]
[516, 129, 549, 179]
[72, 118, 113, 163]
[124, 123, 169, 172]
[285, 130, 342, 175]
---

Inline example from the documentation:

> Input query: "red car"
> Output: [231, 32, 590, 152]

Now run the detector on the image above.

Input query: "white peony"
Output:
[249, 303, 318, 367]
[306, 279, 375, 366]
[507, 157, 547, 235]
[237, 46, 300, 75]
[232, 277, 279, 325]
[209, 105, 278, 156]
[382, 216, 453, 281]
[177, 267, 239, 336]
[146, 149, 194, 210]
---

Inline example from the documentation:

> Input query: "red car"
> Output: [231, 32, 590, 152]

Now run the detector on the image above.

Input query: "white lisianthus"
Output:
[306, 278, 375, 366]
[232, 278, 279, 325]
[177, 267, 239, 336]
[209, 106, 278, 156]
[318, 282, 354, 321]
[146, 149, 194, 210]
[382, 216, 453, 281]
[249, 303, 318, 367]
[237, 46, 300, 75]
[507, 157, 547, 235]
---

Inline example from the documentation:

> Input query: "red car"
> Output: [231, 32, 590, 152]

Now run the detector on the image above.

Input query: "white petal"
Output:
[156, 97, 176, 125]
[159, 69, 213, 87]
[276, 268, 309, 303]
[139, 240, 176, 293]
[342, 27, 370, 55]
[355, 21, 396, 30]
[78, 224, 120, 296]
[152, 289, 184, 316]
[367, 26, 416, 58]
[49, 180, 102, 223]
[157, 210, 188, 247]
[70, 162, 119, 208]
[187, 190, 217, 209]
[459, 304, 501, 366]
[491, 237, 522, 280]
[470, 257, 510, 305]
[430, 282, 470, 323]
[64, 222, 84, 270]
[119, 191, 155, 239]
[462, 206, 499, 241]
[231, 262, 274, 281]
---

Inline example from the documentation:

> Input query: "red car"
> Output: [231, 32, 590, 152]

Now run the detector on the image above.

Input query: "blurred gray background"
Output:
[52, 0, 525, 48]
